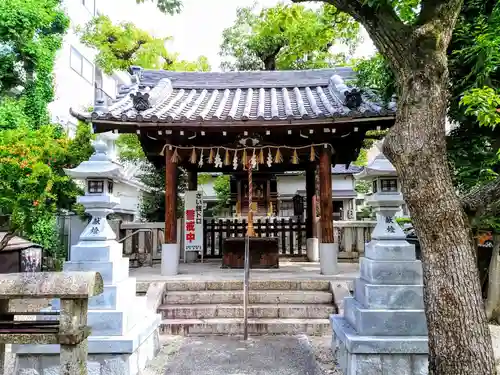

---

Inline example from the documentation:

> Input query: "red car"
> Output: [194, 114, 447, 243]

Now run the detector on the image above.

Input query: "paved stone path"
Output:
[159, 335, 334, 375]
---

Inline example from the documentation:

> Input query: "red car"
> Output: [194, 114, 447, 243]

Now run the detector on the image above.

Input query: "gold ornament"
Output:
[170, 148, 181, 163]
[259, 148, 265, 164]
[274, 148, 283, 163]
[224, 149, 231, 166]
[291, 149, 299, 164]
[309, 145, 316, 161]
[242, 149, 247, 166]
[208, 148, 214, 164]
[190, 148, 197, 164]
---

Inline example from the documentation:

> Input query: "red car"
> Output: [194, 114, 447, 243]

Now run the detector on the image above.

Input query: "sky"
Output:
[99, 0, 376, 71]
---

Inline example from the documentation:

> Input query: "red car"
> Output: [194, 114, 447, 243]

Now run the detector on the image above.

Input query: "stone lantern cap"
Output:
[64, 139, 124, 180]
[354, 153, 396, 180]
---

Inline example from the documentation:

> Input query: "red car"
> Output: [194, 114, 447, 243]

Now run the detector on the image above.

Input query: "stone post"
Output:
[331, 152, 428, 375]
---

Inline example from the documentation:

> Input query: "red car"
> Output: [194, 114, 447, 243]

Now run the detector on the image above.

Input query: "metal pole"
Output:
[243, 233, 250, 340]
[243, 159, 253, 340]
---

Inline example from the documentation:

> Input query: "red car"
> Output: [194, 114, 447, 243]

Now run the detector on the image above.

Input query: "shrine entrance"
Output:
[72, 68, 395, 276]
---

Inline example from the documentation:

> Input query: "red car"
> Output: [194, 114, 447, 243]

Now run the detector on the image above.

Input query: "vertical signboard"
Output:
[184, 190, 203, 253]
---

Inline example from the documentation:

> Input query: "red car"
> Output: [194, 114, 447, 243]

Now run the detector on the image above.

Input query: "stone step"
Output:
[344, 296, 427, 336]
[160, 318, 330, 336]
[359, 257, 423, 285]
[163, 290, 333, 305]
[354, 278, 424, 309]
[159, 303, 335, 319]
[162, 280, 331, 292]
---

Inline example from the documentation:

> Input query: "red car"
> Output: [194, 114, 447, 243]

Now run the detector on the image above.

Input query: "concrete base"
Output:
[332, 316, 428, 375]
[184, 251, 198, 263]
[306, 238, 319, 262]
[319, 243, 338, 275]
[14, 313, 161, 375]
[161, 243, 180, 276]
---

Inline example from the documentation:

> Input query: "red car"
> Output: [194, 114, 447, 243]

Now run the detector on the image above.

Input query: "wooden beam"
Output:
[165, 147, 178, 244]
[319, 149, 333, 243]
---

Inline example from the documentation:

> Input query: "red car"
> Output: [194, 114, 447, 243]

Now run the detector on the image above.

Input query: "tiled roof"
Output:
[332, 164, 363, 174]
[72, 68, 396, 124]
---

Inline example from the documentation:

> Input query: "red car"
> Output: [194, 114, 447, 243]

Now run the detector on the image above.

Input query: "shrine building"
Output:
[71, 67, 396, 275]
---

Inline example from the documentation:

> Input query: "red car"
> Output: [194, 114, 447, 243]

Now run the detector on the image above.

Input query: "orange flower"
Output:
[33, 200, 39, 207]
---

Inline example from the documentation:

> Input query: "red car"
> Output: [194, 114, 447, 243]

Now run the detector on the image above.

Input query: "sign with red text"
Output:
[184, 190, 203, 252]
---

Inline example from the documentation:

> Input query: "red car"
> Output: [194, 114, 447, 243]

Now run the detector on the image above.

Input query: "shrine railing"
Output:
[203, 218, 307, 259]
[118, 219, 376, 264]
[330, 220, 376, 260]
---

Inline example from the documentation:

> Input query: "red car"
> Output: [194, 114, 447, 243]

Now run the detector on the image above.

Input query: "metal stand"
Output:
[243, 234, 250, 340]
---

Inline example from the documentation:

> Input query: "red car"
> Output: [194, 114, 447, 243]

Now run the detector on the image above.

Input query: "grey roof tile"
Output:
[74, 68, 396, 124]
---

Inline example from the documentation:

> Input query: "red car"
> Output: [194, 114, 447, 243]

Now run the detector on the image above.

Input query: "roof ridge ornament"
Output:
[130, 91, 151, 112]
[329, 74, 363, 110]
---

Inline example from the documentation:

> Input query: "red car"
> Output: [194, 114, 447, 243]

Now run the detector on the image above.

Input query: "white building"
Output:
[49, 0, 132, 137]
[199, 165, 361, 221]
[49, 1, 149, 219]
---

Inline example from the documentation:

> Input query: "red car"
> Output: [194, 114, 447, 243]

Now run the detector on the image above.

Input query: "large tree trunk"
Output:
[486, 234, 500, 323]
[383, 50, 496, 374]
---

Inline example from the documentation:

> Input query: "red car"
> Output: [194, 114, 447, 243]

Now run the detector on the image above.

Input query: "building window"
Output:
[82, 0, 95, 15]
[70, 47, 94, 83]
[279, 201, 294, 217]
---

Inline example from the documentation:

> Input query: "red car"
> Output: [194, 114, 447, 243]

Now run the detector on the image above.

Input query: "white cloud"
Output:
[98, 0, 375, 70]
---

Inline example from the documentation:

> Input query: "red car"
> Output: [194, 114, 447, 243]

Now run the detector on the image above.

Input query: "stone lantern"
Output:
[65, 139, 123, 242]
[355, 153, 406, 242]
[13, 138, 161, 375]
[329, 151, 429, 375]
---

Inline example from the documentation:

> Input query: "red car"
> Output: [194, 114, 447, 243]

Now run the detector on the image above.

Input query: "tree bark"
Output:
[382, 54, 495, 374]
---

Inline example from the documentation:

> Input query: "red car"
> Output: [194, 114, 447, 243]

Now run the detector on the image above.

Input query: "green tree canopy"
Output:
[219, 2, 361, 71]
[0, 0, 69, 127]
[0, 124, 93, 251]
[136, 0, 182, 15]
[79, 15, 210, 74]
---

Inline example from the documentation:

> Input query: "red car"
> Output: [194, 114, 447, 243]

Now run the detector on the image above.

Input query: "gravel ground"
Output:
[145, 335, 341, 375]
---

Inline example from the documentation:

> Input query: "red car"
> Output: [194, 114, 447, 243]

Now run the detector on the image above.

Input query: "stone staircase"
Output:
[157, 280, 336, 336]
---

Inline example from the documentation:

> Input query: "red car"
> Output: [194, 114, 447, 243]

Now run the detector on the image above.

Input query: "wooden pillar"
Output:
[187, 171, 197, 191]
[319, 149, 334, 243]
[306, 166, 317, 238]
[165, 147, 178, 244]
[236, 179, 242, 217]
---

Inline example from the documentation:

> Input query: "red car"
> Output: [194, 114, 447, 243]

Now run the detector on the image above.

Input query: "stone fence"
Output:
[119, 219, 376, 265]
[0, 272, 103, 375]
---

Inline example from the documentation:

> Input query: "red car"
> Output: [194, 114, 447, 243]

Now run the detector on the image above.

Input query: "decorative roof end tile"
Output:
[130, 92, 150, 112]
[344, 89, 363, 110]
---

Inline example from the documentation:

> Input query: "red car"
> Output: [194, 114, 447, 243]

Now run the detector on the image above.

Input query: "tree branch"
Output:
[0, 230, 16, 251]
[292, 0, 412, 71]
[462, 176, 500, 218]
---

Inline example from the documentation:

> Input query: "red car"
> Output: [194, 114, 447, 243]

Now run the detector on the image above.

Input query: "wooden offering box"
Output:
[222, 237, 279, 269]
